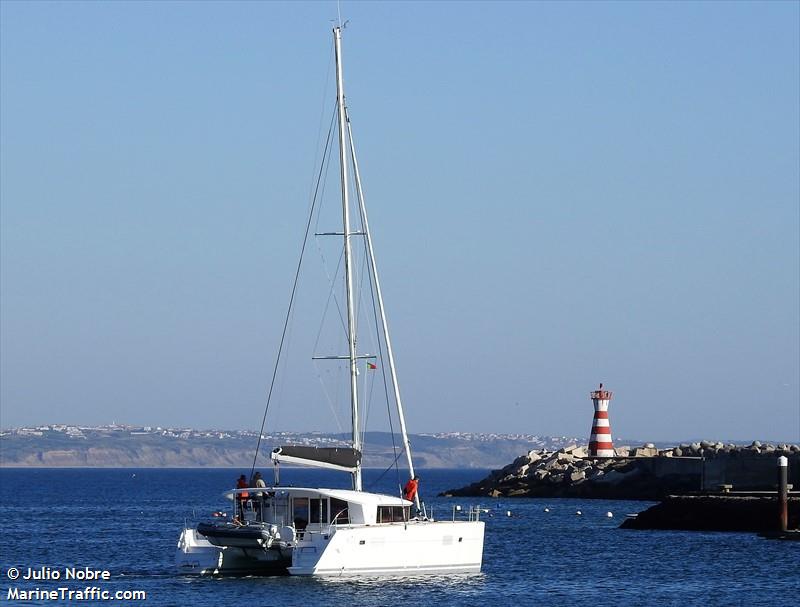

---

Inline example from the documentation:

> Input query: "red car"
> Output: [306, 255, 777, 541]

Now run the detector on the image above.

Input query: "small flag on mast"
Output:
[367, 362, 377, 370]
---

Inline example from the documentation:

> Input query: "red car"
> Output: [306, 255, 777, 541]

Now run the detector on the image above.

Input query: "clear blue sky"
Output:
[1, 1, 798, 442]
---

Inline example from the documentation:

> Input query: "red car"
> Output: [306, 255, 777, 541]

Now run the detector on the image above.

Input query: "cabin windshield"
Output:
[230, 489, 353, 530]
[376, 505, 409, 523]
[309, 498, 329, 524]
[234, 490, 287, 526]
[292, 497, 309, 530]
[330, 498, 350, 524]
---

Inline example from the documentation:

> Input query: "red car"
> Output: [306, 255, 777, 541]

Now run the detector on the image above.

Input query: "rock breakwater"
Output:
[442, 442, 800, 500]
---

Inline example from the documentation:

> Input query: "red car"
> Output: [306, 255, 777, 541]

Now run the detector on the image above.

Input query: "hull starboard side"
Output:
[288, 520, 485, 577]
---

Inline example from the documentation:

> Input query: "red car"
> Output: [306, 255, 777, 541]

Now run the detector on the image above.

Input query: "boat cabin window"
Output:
[376, 505, 409, 523]
[330, 498, 349, 524]
[292, 497, 309, 530]
[309, 498, 329, 524]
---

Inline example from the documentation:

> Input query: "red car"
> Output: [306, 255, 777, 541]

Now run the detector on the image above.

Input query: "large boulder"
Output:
[569, 470, 586, 483]
[510, 455, 529, 468]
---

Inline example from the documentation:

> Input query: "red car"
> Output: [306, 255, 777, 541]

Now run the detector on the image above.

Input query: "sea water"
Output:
[0, 468, 797, 606]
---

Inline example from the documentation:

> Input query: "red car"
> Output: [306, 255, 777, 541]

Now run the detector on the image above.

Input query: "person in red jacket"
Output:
[236, 474, 249, 518]
[403, 475, 419, 502]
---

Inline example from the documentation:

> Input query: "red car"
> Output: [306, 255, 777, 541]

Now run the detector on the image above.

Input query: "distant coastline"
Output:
[2, 423, 787, 469]
[1, 424, 588, 469]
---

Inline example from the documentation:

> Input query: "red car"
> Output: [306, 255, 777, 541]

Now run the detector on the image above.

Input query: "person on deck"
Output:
[252, 471, 267, 489]
[403, 475, 419, 502]
[236, 474, 249, 518]
[250, 471, 267, 521]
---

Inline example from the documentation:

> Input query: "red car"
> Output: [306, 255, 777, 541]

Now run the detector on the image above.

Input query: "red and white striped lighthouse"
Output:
[588, 383, 614, 457]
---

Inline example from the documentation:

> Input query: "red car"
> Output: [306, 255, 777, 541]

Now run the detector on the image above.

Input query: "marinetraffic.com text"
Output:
[4, 566, 146, 602]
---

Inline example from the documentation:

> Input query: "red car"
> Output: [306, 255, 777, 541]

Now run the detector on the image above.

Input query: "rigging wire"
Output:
[310, 46, 335, 195]
[310, 107, 349, 434]
[313, 105, 349, 340]
[312, 247, 347, 433]
[313, 246, 345, 350]
[313, 218, 348, 337]
[365, 231, 403, 493]
[361, 354, 378, 438]
[365, 449, 408, 492]
[347, 118, 402, 490]
[355, 210, 374, 443]
[251, 40, 335, 471]
[249, 106, 338, 478]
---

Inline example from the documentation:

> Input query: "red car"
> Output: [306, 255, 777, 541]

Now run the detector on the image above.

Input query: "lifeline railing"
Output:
[451, 504, 486, 522]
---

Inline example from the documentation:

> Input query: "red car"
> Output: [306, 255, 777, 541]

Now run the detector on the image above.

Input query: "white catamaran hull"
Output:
[176, 519, 484, 577]
[289, 520, 485, 576]
[176, 527, 292, 575]
[176, 528, 221, 575]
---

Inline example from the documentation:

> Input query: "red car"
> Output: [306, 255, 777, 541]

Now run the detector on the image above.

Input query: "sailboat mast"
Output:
[334, 26, 362, 492]
[345, 116, 421, 510]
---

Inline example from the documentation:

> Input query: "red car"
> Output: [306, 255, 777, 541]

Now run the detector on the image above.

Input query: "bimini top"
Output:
[271, 445, 361, 472]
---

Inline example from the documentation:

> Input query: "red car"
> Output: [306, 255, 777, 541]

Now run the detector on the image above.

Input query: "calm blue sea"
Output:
[0, 468, 797, 606]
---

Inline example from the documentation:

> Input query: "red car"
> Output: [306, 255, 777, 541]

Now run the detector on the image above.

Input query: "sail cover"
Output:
[271, 446, 361, 472]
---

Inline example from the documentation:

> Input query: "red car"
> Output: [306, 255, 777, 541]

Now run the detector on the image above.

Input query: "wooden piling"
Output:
[778, 455, 788, 532]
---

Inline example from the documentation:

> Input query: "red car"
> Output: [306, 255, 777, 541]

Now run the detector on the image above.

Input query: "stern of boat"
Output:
[175, 527, 222, 575]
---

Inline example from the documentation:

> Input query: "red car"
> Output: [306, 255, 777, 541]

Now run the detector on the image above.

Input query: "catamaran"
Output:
[175, 26, 485, 577]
